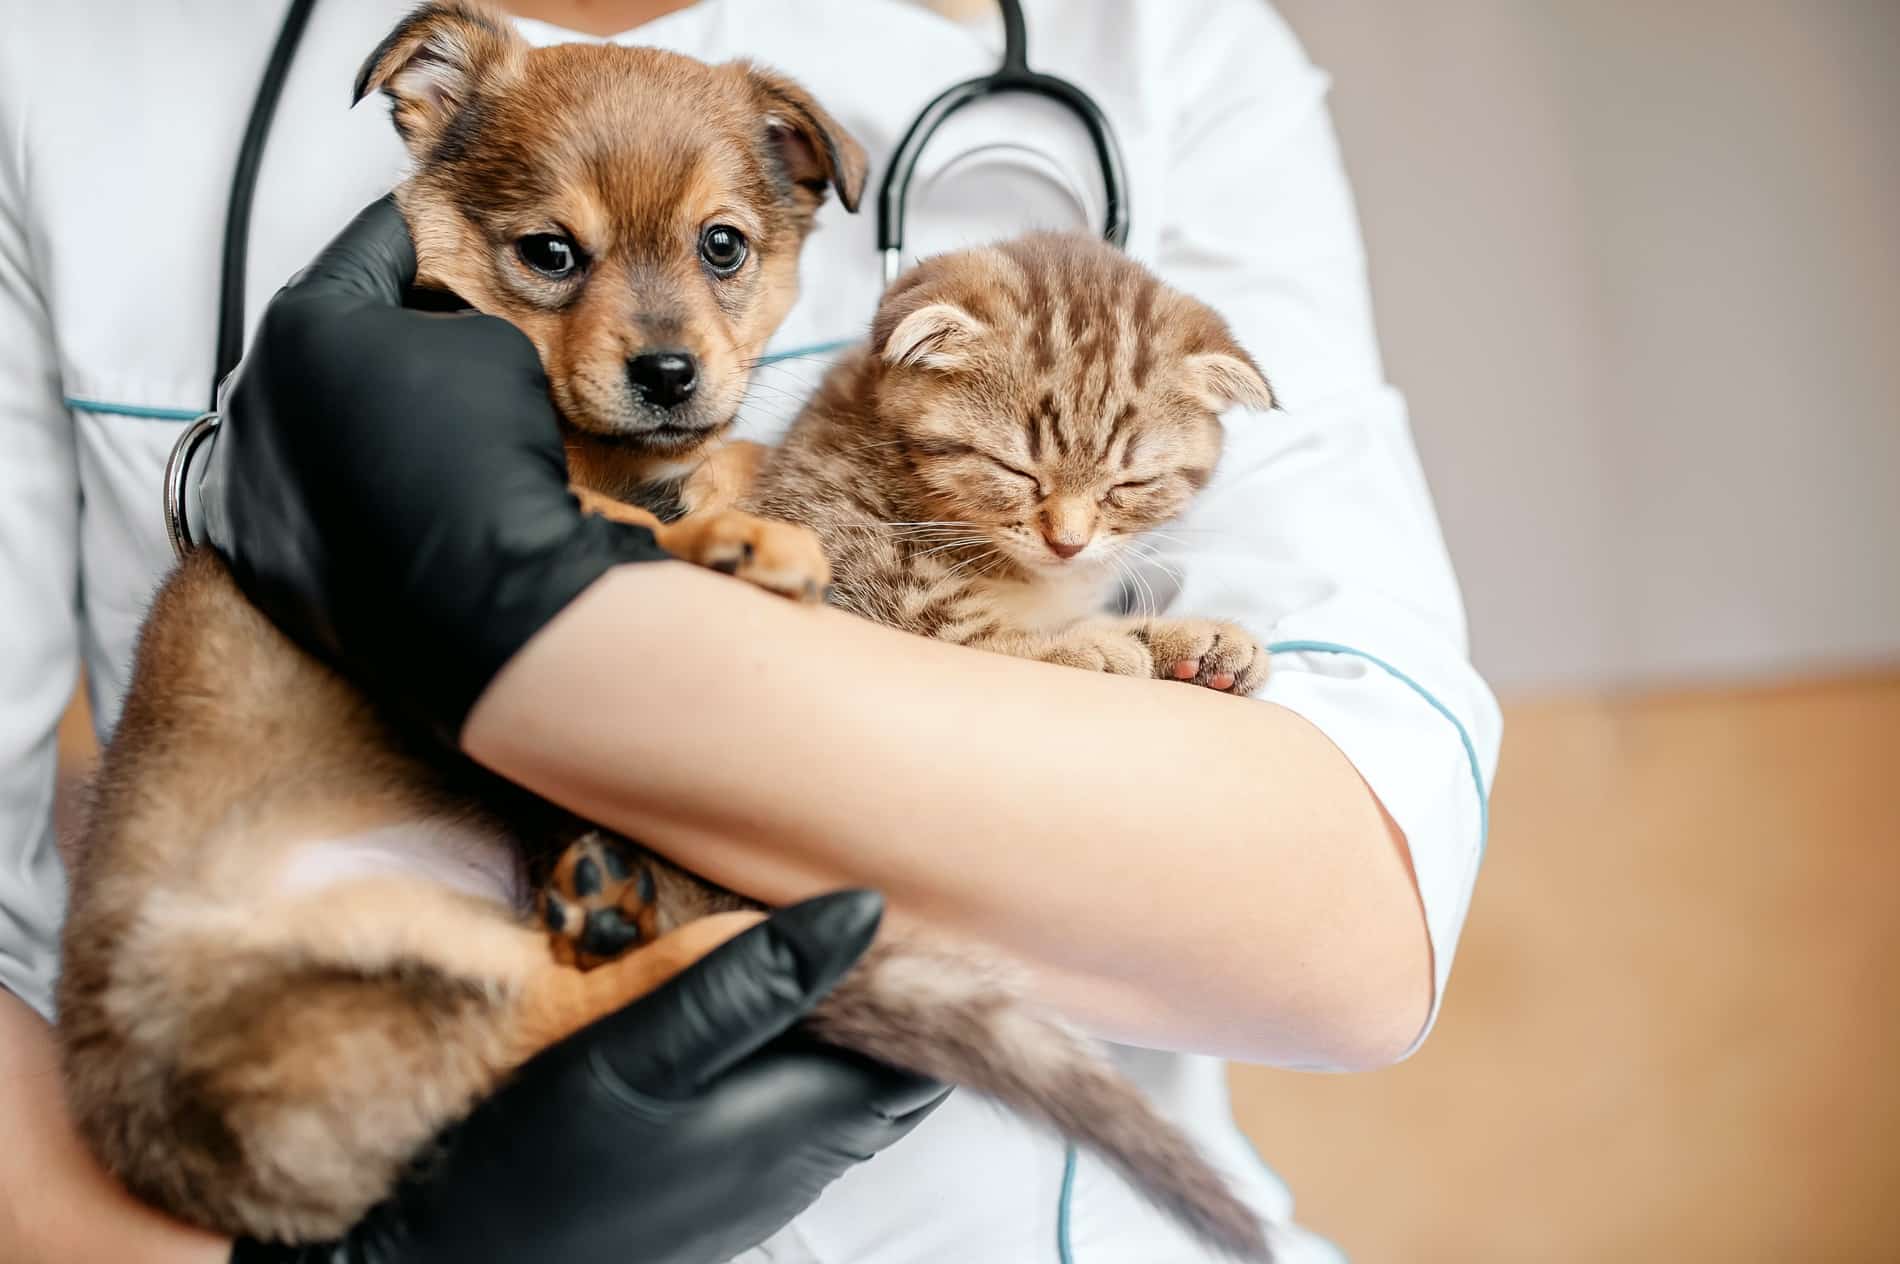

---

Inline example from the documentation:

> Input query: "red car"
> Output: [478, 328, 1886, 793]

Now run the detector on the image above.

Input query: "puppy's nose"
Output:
[627, 351, 698, 409]
[1042, 532, 1088, 560]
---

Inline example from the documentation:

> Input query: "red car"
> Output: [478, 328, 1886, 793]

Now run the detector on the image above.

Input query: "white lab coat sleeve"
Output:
[0, 68, 79, 1023]
[1142, 0, 1502, 1053]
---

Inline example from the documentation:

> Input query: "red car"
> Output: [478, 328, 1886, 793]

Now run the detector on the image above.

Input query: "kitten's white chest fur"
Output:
[970, 568, 1114, 631]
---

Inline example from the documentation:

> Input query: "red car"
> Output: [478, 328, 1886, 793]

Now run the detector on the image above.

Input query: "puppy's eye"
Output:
[517, 233, 581, 279]
[699, 225, 749, 276]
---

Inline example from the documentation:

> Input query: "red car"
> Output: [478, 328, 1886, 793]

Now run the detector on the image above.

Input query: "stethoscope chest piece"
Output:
[164, 412, 221, 562]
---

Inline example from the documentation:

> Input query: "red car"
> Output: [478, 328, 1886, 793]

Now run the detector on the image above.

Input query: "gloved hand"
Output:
[196, 194, 670, 736]
[230, 890, 946, 1264]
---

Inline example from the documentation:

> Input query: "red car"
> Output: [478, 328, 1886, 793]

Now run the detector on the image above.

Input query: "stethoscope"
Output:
[876, 0, 1128, 285]
[168, 0, 1130, 557]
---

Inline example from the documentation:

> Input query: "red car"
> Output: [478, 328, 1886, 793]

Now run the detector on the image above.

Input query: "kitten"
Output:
[744, 231, 1276, 693]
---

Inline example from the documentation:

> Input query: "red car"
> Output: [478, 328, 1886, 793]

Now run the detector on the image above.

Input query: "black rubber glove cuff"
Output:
[199, 197, 673, 735]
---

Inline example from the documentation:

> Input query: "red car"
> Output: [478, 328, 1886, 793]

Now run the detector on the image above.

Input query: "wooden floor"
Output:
[1229, 673, 1900, 1261]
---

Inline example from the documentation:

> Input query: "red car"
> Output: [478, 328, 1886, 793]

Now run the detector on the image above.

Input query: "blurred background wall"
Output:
[1221, 3, 1900, 1259]
[1275, 0, 1900, 694]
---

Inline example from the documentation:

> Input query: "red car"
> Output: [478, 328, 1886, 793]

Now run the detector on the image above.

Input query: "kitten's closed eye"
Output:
[915, 437, 1042, 490]
[988, 456, 1041, 488]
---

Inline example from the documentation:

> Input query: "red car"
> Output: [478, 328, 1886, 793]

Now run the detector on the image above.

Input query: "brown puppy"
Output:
[58, 4, 853, 1242]
[58, 6, 1271, 1258]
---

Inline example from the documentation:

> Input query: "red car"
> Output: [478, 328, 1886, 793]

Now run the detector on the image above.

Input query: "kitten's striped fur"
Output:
[747, 232, 1276, 692]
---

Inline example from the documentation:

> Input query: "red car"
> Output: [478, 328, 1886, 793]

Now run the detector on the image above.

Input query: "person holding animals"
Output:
[0, 2, 1498, 1261]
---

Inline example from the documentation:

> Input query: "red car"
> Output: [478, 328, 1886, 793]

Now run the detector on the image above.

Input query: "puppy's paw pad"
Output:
[541, 834, 659, 970]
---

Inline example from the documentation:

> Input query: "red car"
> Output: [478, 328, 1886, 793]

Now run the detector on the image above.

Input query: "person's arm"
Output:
[467, 3, 1504, 1070]
[0, 991, 229, 1263]
[464, 561, 1426, 1069]
[1131, 0, 1501, 1056]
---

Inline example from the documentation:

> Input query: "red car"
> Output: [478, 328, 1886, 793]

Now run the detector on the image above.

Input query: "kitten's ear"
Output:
[354, 3, 525, 155]
[744, 66, 869, 214]
[1185, 349, 1277, 414]
[878, 302, 987, 371]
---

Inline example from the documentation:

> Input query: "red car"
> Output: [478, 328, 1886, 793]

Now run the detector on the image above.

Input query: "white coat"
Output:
[0, 2, 1500, 1259]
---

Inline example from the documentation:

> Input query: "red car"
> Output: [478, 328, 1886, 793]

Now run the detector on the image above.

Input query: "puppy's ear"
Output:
[354, 2, 524, 154]
[743, 66, 869, 215]
[1185, 346, 1277, 413]
[876, 301, 987, 371]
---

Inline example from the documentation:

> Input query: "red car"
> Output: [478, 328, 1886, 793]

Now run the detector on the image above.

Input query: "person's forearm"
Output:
[0, 990, 229, 1263]
[465, 563, 1431, 1068]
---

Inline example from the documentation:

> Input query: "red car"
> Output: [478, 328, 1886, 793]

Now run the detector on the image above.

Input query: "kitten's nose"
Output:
[1042, 533, 1088, 560]
[627, 351, 698, 409]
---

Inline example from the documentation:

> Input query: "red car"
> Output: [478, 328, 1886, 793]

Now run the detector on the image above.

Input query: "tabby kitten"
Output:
[745, 231, 1277, 691]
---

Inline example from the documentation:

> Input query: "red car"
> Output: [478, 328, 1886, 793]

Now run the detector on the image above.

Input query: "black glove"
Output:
[197, 195, 670, 735]
[230, 890, 946, 1264]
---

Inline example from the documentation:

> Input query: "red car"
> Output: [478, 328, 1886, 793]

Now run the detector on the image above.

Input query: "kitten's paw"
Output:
[541, 833, 660, 970]
[1036, 626, 1154, 677]
[661, 510, 831, 602]
[1138, 618, 1268, 694]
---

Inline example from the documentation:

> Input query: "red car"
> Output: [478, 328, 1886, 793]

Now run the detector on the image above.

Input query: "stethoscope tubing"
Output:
[874, 0, 1129, 286]
[214, 0, 319, 408]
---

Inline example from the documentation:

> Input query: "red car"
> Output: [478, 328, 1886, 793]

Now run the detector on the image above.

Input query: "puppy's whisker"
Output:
[738, 379, 817, 403]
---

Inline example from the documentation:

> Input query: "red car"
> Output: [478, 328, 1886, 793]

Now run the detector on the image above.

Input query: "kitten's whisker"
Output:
[914, 538, 989, 560]
[1138, 526, 1242, 541]
[1125, 560, 1156, 618]
[1123, 546, 1183, 598]
[1111, 553, 1159, 618]
[827, 519, 971, 533]
[1122, 541, 1174, 566]
[939, 547, 1004, 584]
[1115, 544, 1177, 617]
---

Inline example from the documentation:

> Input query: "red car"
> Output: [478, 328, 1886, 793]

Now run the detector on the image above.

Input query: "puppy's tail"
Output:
[805, 939, 1273, 1262]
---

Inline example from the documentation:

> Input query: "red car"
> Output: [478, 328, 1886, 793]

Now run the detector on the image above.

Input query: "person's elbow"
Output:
[1272, 824, 1436, 1072]
[1319, 911, 1434, 1071]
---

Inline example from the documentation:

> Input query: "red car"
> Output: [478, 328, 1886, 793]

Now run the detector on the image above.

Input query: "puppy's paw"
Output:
[541, 833, 659, 970]
[662, 510, 831, 602]
[1135, 618, 1268, 694]
[1035, 625, 1154, 677]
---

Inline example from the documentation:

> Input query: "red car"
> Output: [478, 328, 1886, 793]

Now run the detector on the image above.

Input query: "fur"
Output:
[745, 233, 1277, 695]
[57, 6, 1272, 1260]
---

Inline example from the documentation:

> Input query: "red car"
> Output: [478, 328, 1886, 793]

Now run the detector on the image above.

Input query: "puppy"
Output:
[58, 6, 1271, 1258]
[59, 5, 854, 1241]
